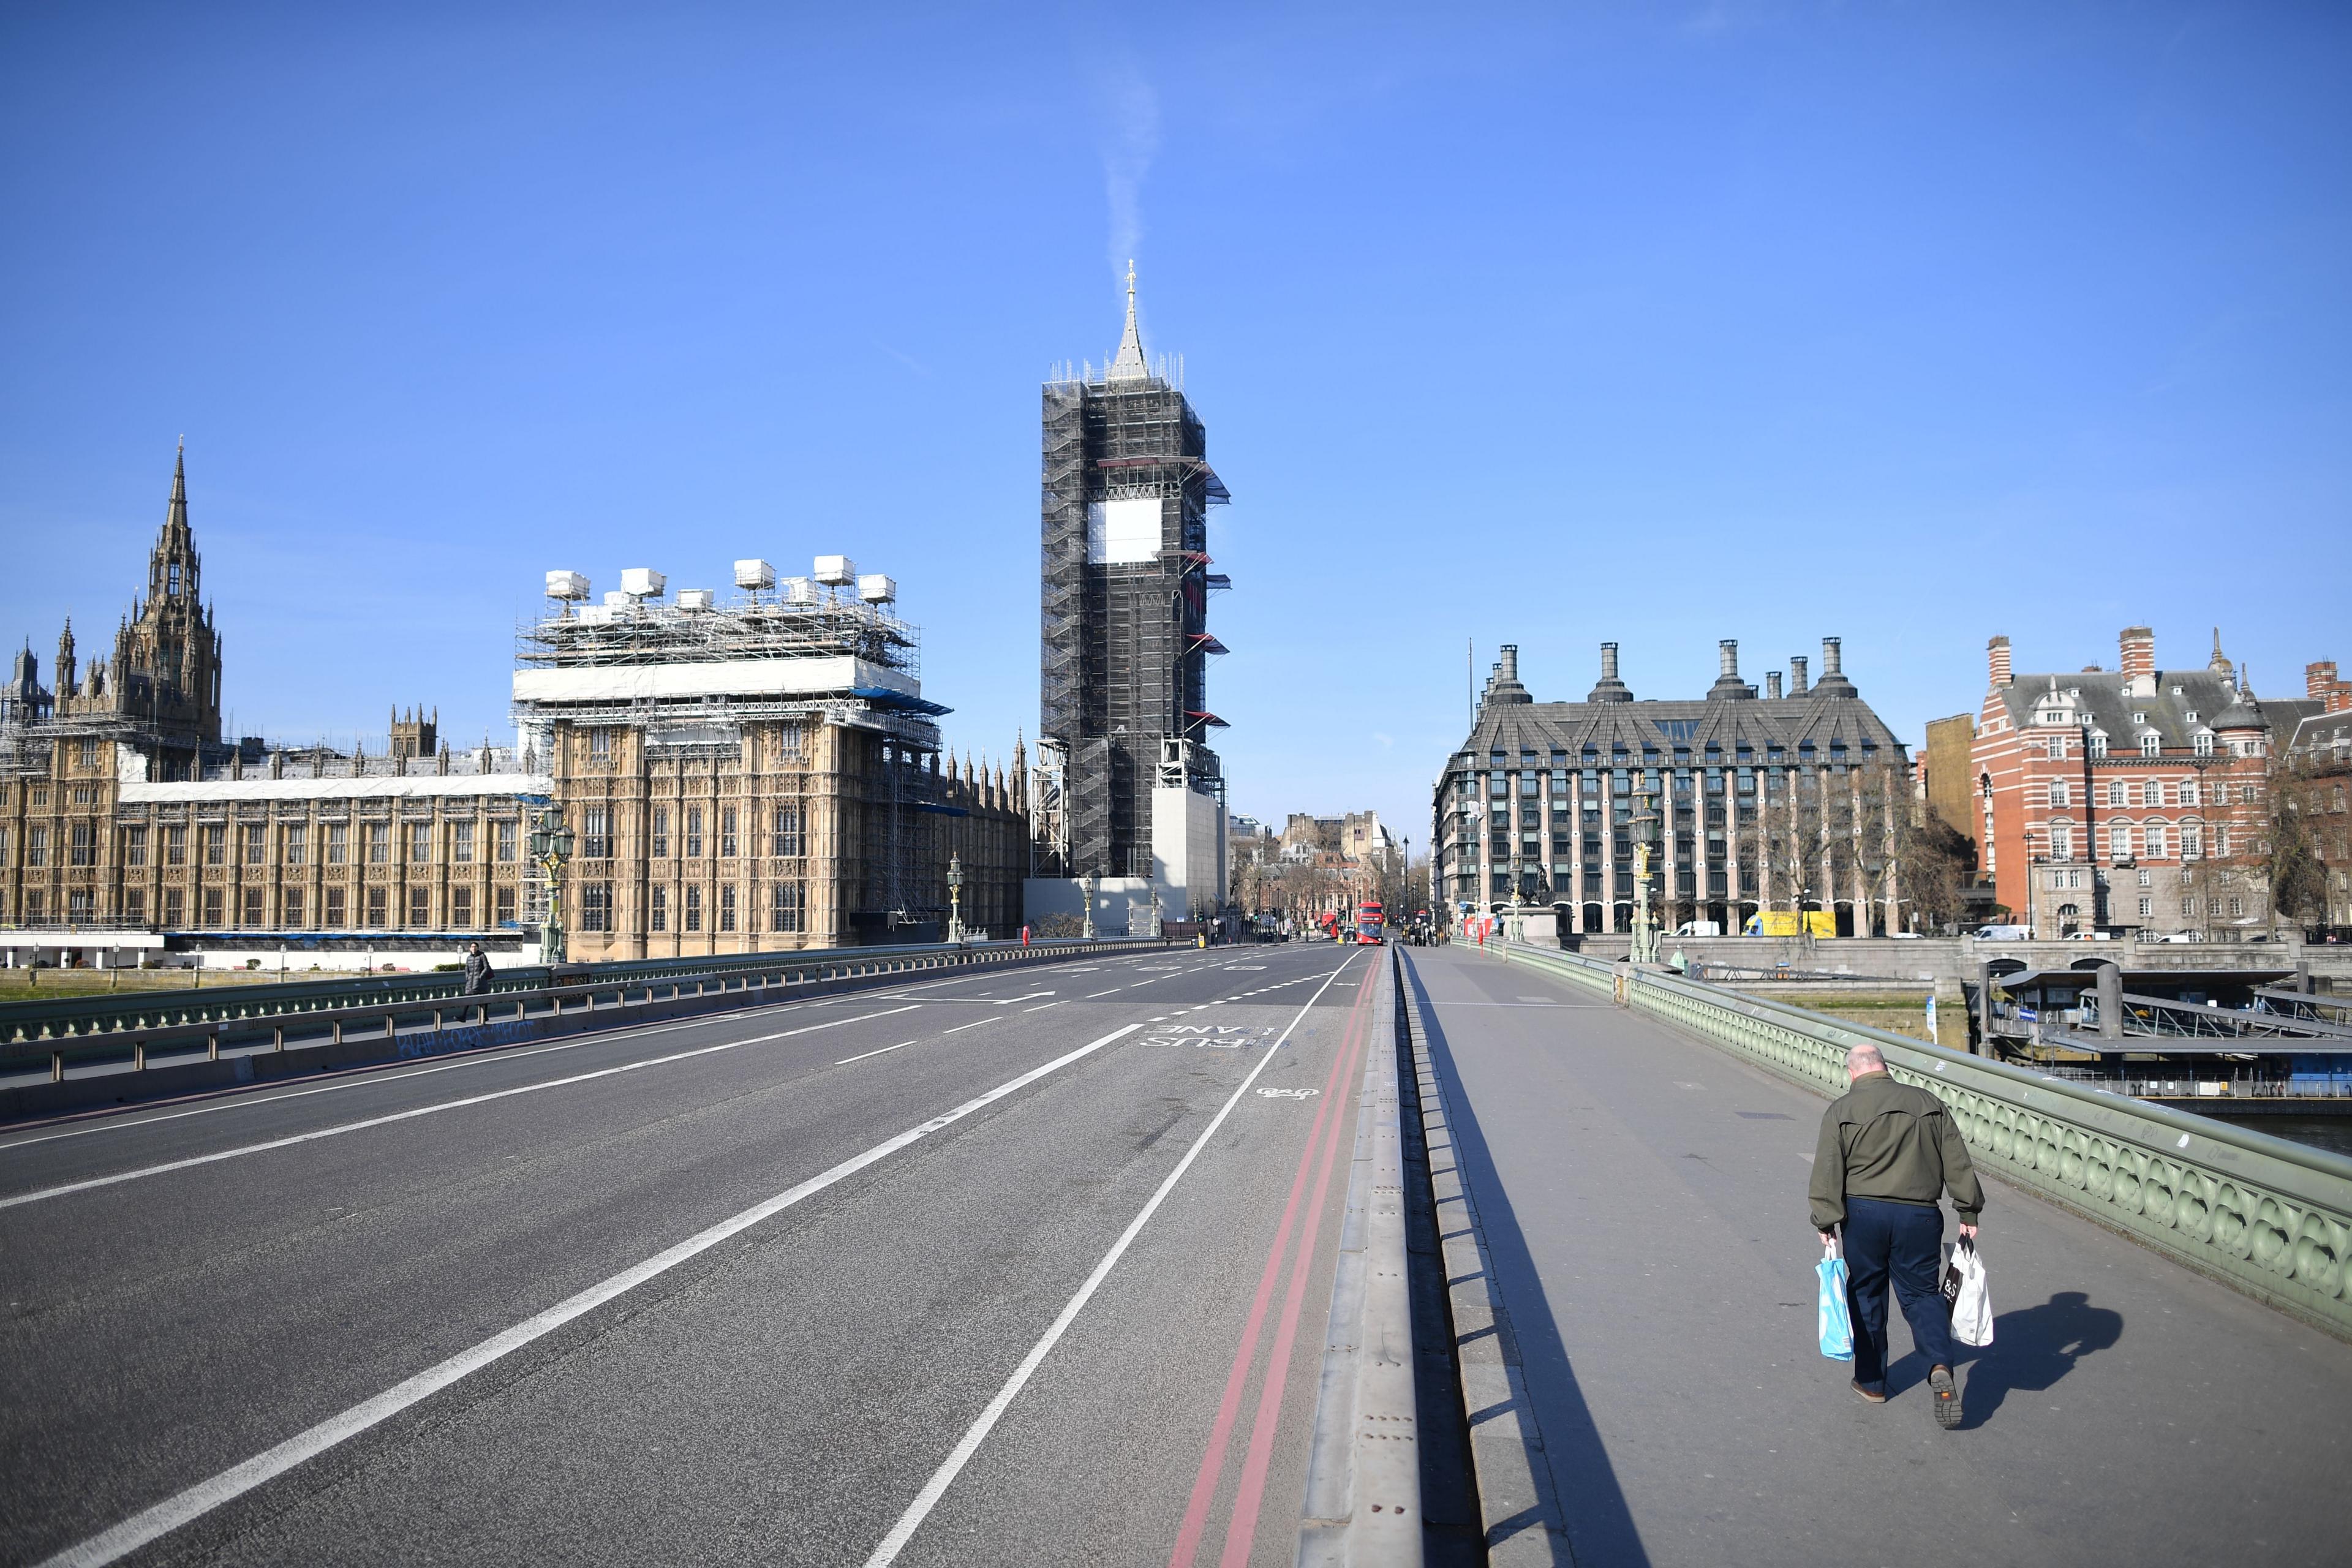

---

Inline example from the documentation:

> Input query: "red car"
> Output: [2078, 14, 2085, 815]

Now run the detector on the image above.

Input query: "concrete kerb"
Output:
[1298, 953, 1423, 1567]
[1398, 949, 1573, 1567]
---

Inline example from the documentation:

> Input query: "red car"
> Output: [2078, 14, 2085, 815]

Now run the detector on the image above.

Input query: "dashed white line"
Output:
[0, 1006, 924, 1212]
[943, 1020, 995, 1036]
[42, 1020, 1149, 1568]
[835, 1041, 918, 1066]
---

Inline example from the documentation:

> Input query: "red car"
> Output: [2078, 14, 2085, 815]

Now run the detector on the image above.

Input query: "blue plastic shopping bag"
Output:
[1817, 1240, 1854, 1360]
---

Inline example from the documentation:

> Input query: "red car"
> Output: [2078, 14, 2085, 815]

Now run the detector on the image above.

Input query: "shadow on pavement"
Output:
[1403, 953, 1651, 1568]
[1948, 1290, 2124, 1430]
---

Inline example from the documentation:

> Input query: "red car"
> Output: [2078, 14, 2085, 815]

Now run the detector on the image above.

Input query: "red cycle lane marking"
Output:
[1166, 960, 1381, 1568]
[1216, 963, 1381, 1568]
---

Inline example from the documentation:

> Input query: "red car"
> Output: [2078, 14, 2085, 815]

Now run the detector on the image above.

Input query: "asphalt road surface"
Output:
[1, 942, 1387, 1567]
[1406, 942, 2352, 1568]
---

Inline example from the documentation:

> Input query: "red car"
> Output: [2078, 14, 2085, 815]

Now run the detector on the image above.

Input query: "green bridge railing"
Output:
[1489, 940, 2352, 1343]
[0, 938, 1152, 1049]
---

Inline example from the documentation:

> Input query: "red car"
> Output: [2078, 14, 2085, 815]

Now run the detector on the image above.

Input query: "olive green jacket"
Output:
[1809, 1071, 1985, 1231]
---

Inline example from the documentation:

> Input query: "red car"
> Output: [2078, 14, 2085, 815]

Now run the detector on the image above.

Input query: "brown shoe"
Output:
[1851, 1381, 1887, 1404]
[1929, 1364, 1962, 1428]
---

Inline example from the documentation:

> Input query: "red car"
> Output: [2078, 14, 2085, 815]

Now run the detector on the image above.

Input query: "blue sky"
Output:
[4, 2, 2347, 852]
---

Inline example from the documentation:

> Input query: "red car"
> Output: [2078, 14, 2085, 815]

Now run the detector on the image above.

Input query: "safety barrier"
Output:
[0, 938, 1133, 1049]
[1491, 940, 2352, 1343]
[0, 939, 1161, 1097]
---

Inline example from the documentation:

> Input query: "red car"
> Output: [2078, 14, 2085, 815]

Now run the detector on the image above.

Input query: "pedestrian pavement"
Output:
[1403, 943, 2352, 1568]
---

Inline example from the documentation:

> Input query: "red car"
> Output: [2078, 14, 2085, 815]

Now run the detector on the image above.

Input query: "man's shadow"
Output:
[1896, 1291, 2122, 1428]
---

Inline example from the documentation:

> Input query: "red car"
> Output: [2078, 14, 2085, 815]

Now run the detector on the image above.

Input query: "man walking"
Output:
[461, 941, 494, 997]
[1809, 1042, 1983, 1428]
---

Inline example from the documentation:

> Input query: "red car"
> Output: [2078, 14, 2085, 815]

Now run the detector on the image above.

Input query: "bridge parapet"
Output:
[1490, 941, 2352, 1343]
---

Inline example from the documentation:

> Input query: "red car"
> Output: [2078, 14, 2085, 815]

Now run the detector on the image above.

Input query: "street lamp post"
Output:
[526, 805, 575, 966]
[1630, 781, 1662, 965]
[1082, 870, 1098, 940]
[946, 853, 965, 945]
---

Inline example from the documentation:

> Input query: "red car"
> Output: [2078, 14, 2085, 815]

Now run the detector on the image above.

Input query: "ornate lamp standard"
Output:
[1630, 781, 1662, 965]
[1081, 870, 1098, 940]
[526, 805, 575, 965]
[946, 853, 965, 944]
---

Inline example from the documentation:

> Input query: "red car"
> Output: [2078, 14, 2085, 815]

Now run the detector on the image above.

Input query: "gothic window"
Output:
[283, 888, 305, 927]
[202, 888, 224, 927]
[68, 889, 93, 922]
[773, 805, 803, 857]
[124, 889, 145, 922]
[450, 821, 475, 864]
[76, 739, 98, 769]
[168, 563, 181, 596]
[685, 809, 703, 859]
[451, 887, 472, 927]
[587, 728, 612, 761]
[70, 824, 95, 867]
[244, 825, 266, 865]
[651, 886, 668, 932]
[285, 824, 306, 867]
[407, 823, 431, 864]
[495, 886, 516, 925]
[165, 825, 187, 866]
[720, 885, 738, 932]
[581, 883, 613, 932]
[720, 809, 738, 859]
[496, 820, 516, 862]
[327, 823, 348, 864]
[651, 809, 669, 858]
[26, 826, 47, 867]
[684, 886, 703, 932]
[366, 887, 388, 927]
[581, 808, 611, 859]
[164, 888, 185, 926]
[771, 881, 805, 933]
[408, 888, 429, 927]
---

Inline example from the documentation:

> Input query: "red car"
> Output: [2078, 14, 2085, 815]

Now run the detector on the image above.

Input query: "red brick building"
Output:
[1970, 626, 2285, 939]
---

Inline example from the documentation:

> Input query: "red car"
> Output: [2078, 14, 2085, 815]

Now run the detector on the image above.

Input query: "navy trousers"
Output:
[1842, 1196, 1954, 1387]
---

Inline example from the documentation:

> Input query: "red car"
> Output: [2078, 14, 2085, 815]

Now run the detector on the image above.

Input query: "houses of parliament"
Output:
[1, 448, 1031, 968]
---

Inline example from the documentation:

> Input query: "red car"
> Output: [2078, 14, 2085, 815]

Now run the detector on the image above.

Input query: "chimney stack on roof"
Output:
[1766, 671, 1783, 699]
[1789, 655, 1809, 696]
[1587, 640, 1632, 703]
[2310, 659, 2352, 714]
[1988, 635, 2012, 688]
[2120, 626, 2156, 695]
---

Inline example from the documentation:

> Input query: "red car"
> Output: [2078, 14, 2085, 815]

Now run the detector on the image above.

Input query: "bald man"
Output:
[1810, 1042, 1983, 1428]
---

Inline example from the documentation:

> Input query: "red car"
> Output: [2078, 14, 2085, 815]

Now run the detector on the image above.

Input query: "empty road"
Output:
[2, 944, 1387, 1567]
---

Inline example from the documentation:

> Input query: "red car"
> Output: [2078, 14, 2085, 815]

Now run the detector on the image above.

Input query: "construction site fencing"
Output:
[1485, 939, 2352, 1343]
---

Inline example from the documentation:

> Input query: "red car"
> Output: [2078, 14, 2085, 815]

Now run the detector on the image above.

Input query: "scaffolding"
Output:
[1038, 362, 1229, 880]
[511, 567, 952, 946]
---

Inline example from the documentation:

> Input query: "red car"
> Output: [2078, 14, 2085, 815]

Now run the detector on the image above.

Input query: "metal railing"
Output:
[0, 938, 1161, 1085]
[1489, 940, 2352, 1341]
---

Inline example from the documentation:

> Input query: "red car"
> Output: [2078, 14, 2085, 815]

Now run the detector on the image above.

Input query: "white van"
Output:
[1674, 920, 1722, 937]
[1973, 924, 2035, 941]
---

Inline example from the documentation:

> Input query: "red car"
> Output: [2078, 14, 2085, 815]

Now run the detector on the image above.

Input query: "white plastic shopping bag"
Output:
[1817, 1240, 1854, 1361]
[1948, 1237, 1994, 1348]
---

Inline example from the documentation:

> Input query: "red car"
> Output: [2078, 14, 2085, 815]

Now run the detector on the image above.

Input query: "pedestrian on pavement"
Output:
[1809, 1042, 1983, 1427]
[461, 942, 494, 997]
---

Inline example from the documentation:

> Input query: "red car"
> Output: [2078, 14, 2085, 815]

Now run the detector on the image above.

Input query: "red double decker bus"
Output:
[1355, 900, 1385, 944]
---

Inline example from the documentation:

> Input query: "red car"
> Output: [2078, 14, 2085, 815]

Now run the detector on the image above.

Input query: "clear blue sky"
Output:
[4, 3, 2347, 850]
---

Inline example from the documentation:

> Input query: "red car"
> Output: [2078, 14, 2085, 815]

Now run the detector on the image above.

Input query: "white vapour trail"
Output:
[1096, 57, 1159, 285]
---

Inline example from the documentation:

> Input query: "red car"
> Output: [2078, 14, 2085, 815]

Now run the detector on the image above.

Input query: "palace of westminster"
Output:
[0, 449, 1031, 966]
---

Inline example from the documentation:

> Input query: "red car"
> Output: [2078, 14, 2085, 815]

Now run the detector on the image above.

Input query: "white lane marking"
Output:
[1025, 1002, 1064, 1012]
[992, 992, 1054, 1006]
[0, 1008, 922, 1212]
[0, 993, 853, 1155]
[38, 1020, 1149, 1568]
[835, 1041, 918, 1066]
[942, 1020, 994, 1036]
[1085, 989, 1121, 998]
[859, 952, 1363, 1568]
